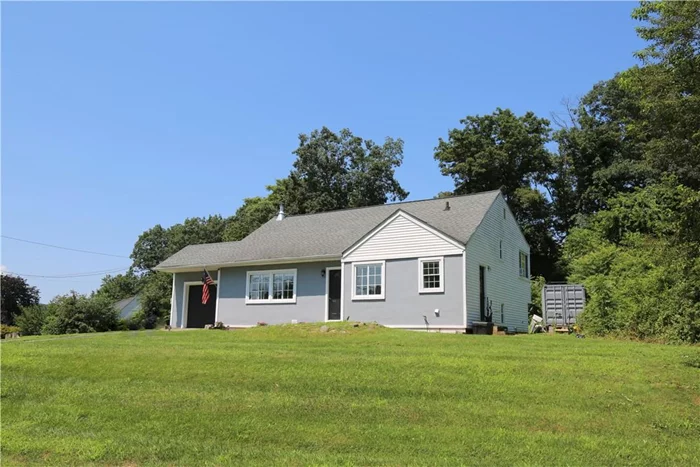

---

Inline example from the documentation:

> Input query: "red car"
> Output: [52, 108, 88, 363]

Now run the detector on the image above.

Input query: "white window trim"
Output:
[418, 256, 444, 294]
[245, 269, 297, 305]
[351, 261, 385, 300]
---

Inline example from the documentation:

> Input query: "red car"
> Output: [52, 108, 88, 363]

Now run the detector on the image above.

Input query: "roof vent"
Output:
[276, 204, 285, 221]
[444, 201, 451, 211]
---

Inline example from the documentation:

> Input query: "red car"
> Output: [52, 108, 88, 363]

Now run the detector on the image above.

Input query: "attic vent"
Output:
[444, 201, 451, 211]
[276, 204, 285, 221]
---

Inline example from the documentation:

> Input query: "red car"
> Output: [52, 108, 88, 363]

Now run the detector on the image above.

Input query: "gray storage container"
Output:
[541, 284, 586, 328]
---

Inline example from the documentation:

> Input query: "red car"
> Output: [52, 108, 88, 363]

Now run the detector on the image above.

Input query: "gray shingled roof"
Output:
[155, 190, 501, 271]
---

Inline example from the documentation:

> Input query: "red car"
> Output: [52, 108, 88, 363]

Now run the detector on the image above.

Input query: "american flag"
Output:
[202, 270, 214, 305]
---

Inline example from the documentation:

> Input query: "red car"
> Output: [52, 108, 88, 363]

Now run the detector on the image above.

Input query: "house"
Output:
[155, 189, 531, 332]
[114, 295, 141, 319]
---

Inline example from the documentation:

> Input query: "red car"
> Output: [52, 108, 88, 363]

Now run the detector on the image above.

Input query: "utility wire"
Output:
[1, 235, 131, 259]
[5, 267, 130, 279]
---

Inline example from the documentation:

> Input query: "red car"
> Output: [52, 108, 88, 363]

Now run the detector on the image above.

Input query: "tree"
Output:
[272, 127, 408, 215]
[623, 1, 700, 188]
[433, 108, 561, 279]
[138, 272, 173, 328]
[223, 196, 279, 242]
[95, 270, 142, 302]
[1, 275, 40, 325]
[564, 179, 700, 343]
[552, 77, 653, 228]
[131, 216, 232, 273]
[434, 108, 552, 198]
[41, 292, 120, 335]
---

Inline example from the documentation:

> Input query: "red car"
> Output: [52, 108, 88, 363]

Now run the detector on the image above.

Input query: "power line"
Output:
[1, 235, 131, 259]
[4, 267, 130, 279]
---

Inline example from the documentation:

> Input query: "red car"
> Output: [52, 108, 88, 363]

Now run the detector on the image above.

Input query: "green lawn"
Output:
[2, 323, 699, 466]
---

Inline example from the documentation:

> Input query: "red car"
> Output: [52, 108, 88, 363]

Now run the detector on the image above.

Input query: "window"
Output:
[352, 262, 385, 300]
[419, 257, 444, 293]
[519, 251, 529, 278]
[499, 240, 503, 260]
[500, 303, 505, 323]
[503, 208, 506, 219]
[246, 269, 297, 304]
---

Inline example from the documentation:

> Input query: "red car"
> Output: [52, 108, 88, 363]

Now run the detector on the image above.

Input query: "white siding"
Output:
[465, 194, 530, 332]
[343, 212, 464, 262]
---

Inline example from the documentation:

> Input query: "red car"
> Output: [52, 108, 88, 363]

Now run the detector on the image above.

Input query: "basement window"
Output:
[418, 257, 444, 293]
[246, 269, 297, 304]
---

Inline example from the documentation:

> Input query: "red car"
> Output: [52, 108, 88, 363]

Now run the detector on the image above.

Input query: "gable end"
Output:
[342, 210, 464, 262]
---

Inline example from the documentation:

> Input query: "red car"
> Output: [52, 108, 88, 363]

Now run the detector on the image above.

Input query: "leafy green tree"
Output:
[223, 196, 279, 242]
[15, 304, 47, 336]
[138, 272, 173, 328]
[273, 127, 408, 215]
[1, 274, 40, 325]
[42, 292, 120, 335]
[552, 77, 653, 227]
[95, 270, 142, 302]
[623, 1, 700, 188]
[564, 180, 700, 343]
[434, 108, 560, 279]
[131, 216, 232, 272]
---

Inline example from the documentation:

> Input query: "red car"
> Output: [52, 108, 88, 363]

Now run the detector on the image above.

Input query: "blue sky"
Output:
[2, 2, 644, 301]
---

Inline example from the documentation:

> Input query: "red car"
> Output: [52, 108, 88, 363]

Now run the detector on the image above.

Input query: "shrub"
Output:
[16, 305, 47, 336]
[121, 310, 146, 330]
[565, 181, 700, 344]
[41, 292, 120, 335]
[0, 324, 20, 337]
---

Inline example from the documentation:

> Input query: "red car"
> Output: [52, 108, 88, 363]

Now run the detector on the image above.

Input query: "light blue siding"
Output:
[342, 255, 464, 327]
[171, 270, 219, 328]
[215, 261, 338, 326]
[465, 194, 530, 331]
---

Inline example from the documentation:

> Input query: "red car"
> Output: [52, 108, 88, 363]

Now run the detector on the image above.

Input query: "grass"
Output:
[2, 323, 699, 466]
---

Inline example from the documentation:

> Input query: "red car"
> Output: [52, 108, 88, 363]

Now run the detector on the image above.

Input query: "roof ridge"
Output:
[281, 189, 501, 220]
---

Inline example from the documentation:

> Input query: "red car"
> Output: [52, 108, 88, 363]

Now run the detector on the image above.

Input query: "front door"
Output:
[186, 284, 217, 328]
[327, 269, 342, 321]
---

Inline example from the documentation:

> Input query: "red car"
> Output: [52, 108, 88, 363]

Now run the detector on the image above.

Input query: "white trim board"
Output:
[324, 266, 342, 322]
[181, 280, 218, 329]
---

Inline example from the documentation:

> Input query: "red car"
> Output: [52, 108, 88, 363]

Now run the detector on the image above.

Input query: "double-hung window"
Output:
[246, 269, 297, 304]
[418, 257, 444, 293]
[352, 262, 385, 300]
[519, 251, 529, 278]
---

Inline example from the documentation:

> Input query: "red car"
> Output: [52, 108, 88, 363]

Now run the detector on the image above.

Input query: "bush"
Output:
[41, 292, 120, 335]
[15, 305, 47, 336]
[120, 310, 146, 330]
[0, 324, 20, 337]
[565, 181, 700, 344]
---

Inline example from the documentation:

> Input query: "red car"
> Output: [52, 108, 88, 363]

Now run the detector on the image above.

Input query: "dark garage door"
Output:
[186, 284, 217, 328]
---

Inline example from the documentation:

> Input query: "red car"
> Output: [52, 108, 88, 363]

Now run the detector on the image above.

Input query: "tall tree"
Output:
[273, 127, 408, 215]
[625, 1, 700, 188]
[434, 108, 560, 279]
[130, 215, 232, 272]
[551, 77, 654, 232]
[223, 196, 279, 242]
[1, 274, 40, 325]
[95, 270, 142, 302]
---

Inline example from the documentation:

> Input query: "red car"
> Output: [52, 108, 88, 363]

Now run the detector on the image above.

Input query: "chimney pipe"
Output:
[444, 201, 451, 211]
[276, 204, 286, 221]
